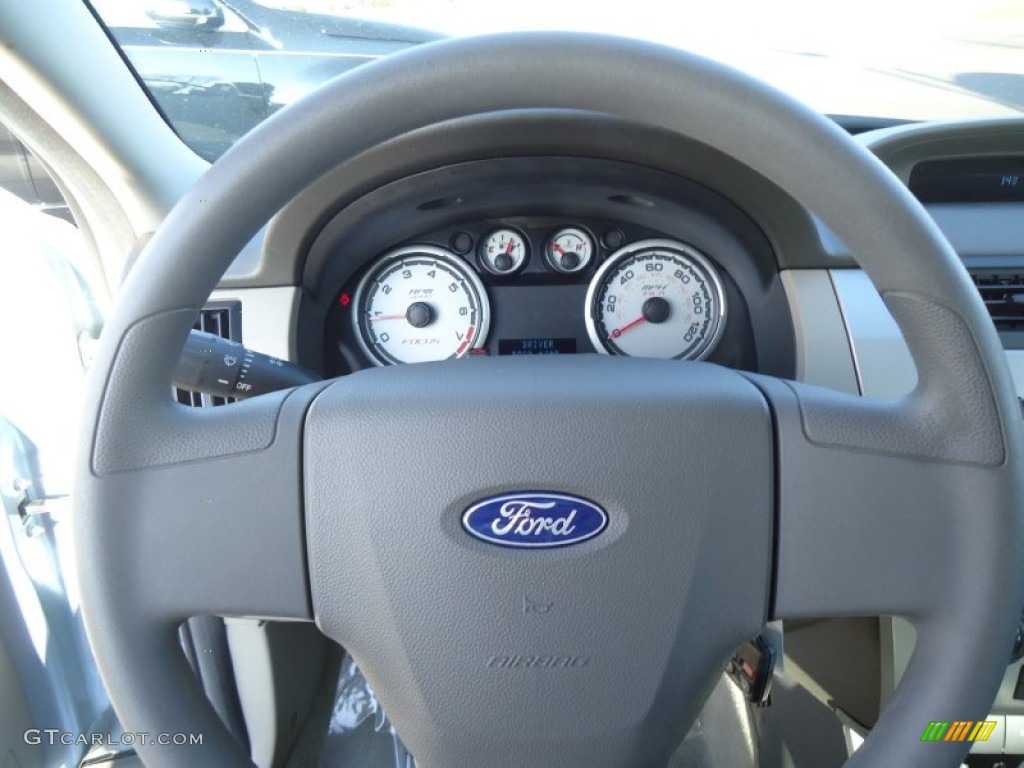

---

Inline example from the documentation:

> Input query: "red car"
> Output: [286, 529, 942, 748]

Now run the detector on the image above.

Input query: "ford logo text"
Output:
[462, 493, 608, 548]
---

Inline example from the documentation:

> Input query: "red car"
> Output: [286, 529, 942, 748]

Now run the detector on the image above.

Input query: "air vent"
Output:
[176, 301, 242, 407]
[970, 272, 1024, 333]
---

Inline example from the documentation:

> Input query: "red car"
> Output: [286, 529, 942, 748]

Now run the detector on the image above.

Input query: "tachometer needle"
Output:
[609, 316, 646, 339]
[370, 313, 408, 321]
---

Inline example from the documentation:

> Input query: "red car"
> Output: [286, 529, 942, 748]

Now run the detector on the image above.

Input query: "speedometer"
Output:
[353, 245, 490, 365]
[585, 239, 726, 360]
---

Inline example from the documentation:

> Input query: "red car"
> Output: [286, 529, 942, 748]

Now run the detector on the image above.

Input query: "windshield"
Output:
[89, 0, 1024, 161]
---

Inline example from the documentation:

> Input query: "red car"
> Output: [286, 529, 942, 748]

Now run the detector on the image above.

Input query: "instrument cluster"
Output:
[334, 218, 730, 368]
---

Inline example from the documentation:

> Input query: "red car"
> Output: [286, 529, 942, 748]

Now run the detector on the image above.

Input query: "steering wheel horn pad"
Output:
[305, 357, 772, 767]
[76, 32, 1024, 768]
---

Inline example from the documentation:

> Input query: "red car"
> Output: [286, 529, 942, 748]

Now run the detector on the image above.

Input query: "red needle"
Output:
[505, 239, 515, 255]
[553, 243, 565, 255]
[609, 316, 646, 339]
[370, 313, 407, 321]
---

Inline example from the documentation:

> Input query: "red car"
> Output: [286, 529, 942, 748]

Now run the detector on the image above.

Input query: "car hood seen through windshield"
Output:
[89, 0, 1024, 161]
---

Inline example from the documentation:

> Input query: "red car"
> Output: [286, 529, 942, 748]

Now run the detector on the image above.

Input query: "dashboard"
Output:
[294, 153, 797, 379]
[217, 115, 1024, 408]
[337, 226, 729, 367]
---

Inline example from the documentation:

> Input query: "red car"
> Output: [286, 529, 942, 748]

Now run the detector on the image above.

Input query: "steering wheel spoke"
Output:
[756, 375, 1016, 623]
[78, 309, 320, 627]
[81, 400, 314, 625]
[751, 373, 1023, 766]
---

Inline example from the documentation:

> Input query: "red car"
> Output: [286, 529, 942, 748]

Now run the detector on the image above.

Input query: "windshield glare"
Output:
[90, 0, 1024, 161]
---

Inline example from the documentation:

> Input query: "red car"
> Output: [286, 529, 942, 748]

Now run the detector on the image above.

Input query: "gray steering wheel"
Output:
[76, 32, 1024, 768]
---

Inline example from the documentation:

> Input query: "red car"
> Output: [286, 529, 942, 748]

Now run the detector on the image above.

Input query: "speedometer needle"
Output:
[609, 316, 646, 339]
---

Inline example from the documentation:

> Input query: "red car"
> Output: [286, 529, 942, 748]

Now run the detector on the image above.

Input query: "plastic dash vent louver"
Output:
[969, 271, 1024, 334]
[176, 301, 242, 407]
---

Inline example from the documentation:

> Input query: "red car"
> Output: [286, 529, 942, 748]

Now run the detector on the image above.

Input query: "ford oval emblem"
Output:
[462, 492, 608, 549]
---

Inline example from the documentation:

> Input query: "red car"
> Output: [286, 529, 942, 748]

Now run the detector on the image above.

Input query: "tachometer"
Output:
[585, 239, 726, 360]
[353, 245, 490, 365]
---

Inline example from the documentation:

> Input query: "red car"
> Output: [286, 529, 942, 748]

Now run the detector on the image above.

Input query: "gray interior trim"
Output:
[226, 620, 277, 768]
[779, 270, 858, 393]
[878, 617, 916, 713]
[993, 658, 1024, 715]
[0, 80, 135, 297]
[218, 231, 268, 285]
[829, 271, 918, 399]
[1007, 351, 1024, 399]
[184, 616, 249, 749]
[225, 620, 331, 768]
[925, 204, 1024, 258]
[208, 287, 301, 362]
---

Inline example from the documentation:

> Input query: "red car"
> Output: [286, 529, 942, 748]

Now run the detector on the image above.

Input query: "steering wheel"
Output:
[76, 32, 1024, 768]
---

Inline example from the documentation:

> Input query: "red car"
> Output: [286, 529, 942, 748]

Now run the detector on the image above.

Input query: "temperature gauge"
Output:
[478, 229, 528, 275]
[546, 227, 594, 274]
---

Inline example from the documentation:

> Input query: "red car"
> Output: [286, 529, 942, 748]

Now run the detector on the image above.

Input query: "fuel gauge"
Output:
[546, 227, 594, 274]
[479, 229, 528, 275]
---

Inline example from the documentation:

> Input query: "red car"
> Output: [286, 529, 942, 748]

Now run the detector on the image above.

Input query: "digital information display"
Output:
[498, 338, 577, 356]
[909, 156, 1024, 203]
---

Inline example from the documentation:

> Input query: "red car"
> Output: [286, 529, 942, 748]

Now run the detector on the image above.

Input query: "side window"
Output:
[0, 124, 72, 223]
